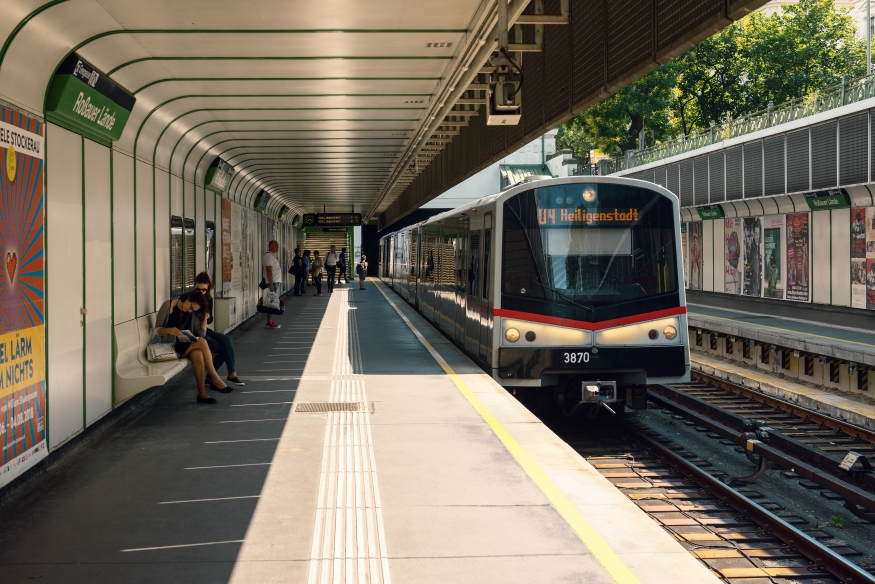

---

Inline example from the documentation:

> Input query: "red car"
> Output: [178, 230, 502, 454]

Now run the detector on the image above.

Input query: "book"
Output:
[177, 330, 198, 342]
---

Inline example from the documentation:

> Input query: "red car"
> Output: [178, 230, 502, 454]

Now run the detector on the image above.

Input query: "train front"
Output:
[497, 178, 689, 413]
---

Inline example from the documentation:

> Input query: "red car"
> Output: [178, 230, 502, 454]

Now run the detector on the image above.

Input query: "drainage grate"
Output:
[294, 402, 363, 413]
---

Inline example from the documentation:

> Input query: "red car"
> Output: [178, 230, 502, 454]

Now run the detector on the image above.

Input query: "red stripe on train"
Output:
[493, 306, 687, 331]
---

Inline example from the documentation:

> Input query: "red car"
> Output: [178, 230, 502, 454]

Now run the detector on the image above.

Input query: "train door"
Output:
[479, 213, 493, 363]
[464, 224, 482, 356]
[422, 223, 439, 323]
[409, 230, 418, 305]
[454, 217, 469, 344]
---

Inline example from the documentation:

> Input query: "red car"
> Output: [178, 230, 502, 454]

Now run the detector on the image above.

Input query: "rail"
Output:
[599, 73, 875, 175]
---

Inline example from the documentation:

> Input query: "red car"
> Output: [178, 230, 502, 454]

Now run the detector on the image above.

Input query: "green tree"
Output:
[556, 62, 680, 158]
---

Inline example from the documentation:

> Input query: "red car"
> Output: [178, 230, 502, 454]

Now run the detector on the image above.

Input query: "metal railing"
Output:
[599, 73, 875, 175]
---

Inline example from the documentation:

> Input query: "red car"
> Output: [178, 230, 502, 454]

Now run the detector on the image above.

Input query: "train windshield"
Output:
[502, 182, 679, 323]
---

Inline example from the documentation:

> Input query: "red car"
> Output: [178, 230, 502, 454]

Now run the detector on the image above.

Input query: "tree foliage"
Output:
[557, 0, 866, 160]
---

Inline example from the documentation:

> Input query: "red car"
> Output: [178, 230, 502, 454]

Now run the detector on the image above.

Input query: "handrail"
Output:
[601, 73, 875, 175]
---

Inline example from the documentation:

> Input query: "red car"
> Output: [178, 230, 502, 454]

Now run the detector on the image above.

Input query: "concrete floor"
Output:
[0, 282, 719, 583]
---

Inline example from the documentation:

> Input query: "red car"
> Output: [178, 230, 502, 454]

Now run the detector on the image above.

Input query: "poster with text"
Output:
[0, 105, 46, 488]
[852, 207, 867, 258]
[724, 218, 742, 294]
[853, 258, 867, 308]
[743, 217, 762, 296]
[681, 223, 688, 287]
[688, 222, 703, 290]
[786, 213, 810, 302]
[867, 259, 875, 308]
[221, 198, 232, 297]
[763, 227, 783, 299]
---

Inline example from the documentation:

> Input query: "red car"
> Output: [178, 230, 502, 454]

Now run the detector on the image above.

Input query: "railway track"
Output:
[568, 428, 875, 583]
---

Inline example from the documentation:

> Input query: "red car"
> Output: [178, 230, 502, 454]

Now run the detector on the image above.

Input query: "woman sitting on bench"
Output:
[156, 291, 230, 404]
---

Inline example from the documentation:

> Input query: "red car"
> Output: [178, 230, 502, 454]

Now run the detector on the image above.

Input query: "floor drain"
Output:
[293, 402, 363, 412]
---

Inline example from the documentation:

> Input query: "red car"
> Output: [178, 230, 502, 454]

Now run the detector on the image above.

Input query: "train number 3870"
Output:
[563, 352, 590, 364]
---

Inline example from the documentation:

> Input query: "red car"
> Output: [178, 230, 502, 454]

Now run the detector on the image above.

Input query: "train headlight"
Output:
[582, 187, 597, 203]
[663, 325, 678, 340]
[505, 328, 520, 342]
[525, 331, 536, 342]
[648, 329, 659, 340]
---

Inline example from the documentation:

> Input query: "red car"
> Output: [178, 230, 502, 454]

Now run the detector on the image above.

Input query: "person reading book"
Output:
[156, 291, 230, 404]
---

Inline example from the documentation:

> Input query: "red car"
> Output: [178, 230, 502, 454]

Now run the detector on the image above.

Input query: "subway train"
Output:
[379, 176, 689, 416]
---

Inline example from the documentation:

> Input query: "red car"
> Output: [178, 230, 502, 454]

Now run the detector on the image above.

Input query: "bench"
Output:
[113, 312, 190, 405]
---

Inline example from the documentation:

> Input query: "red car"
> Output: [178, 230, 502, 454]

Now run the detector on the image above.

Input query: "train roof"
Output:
[380, 175, 678, 239]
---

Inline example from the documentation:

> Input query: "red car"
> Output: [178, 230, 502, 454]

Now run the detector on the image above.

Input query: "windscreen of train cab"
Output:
[502, 182, 680, 323]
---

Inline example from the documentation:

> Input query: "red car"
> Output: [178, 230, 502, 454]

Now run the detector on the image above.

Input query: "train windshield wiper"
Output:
[533, 281, 594, 313]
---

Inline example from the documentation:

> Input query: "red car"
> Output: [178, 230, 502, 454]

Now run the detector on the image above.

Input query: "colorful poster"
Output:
[867, 259, 875, 309]
[0, 106, 47, 488]
[852, 207, 866, 258]
[743, 217, 762, 297]
[688, 222, 703, 290]
[853, 258, 867, 308]
[681, 223, 688, 287]
[724, 218, 742, 294]
[764, 227, 783, 299]
[786, 213, 810, 302]
[221, 198, 232, 297]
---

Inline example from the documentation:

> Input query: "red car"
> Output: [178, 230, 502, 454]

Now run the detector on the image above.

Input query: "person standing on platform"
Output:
[325, 245, 339, 293]
[291, 248, 304, 296]
[195, 272, 244, 387]
[263, 240, 282, 329]
[357, 254, 368, 290]
[311, 250, 324, 296]
[301, 250, 311, 295]
[337, 247, 348, 284]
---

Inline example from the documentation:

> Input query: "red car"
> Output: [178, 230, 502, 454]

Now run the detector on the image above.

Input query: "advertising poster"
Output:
[764, 228, 783, 299]
[688, 222, 703, 290]
[0, 105, 47, 488]
[743, 217, 762, 297]
[853, 258, 867, 308]
[221, 198, 232, 297]
[681, 223, 688, 286]
[724, 218, 742, 294]
[867, 259, 875, 308]
[786, 213, 810, 301]
[868, 208, 875, 256]
[852, 207, 867, 258]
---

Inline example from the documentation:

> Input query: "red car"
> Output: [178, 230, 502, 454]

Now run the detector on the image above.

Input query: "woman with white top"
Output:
[311, 250, 325, 296]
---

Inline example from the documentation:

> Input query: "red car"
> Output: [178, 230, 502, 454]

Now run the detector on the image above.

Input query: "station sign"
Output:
[277, 205, 290, 222]
[253, 189, 271, 212]
[303, 213, 362, 227]
[804, 188, 850, 211]
[322, 227, 349, 233]
[204, 158, 233, 193]
[45, 53, 136, 145]
[697, 205, 725, 220]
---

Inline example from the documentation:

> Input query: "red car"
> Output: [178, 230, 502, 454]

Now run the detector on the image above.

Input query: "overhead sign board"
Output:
[697, 205, 725, 220]
[205, 158, 233, 193]
[277, 205, 290, 222]
[804, 188, 850, 211]
[45, 53, 136, 145]
[303, 213, 362, 227]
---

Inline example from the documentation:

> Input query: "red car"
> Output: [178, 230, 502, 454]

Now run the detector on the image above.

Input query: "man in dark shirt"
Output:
[337, 247, 348, 284]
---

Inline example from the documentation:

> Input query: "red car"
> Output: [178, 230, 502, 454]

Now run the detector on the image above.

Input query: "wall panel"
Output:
[46, 124, 84, 448]
[83, 139, 112, 425]
[831, 208, 850, 307]
[196, 186, 205, 276]
[112, 152, 135, 324]
[712, 219, 724, 292]
[136, 160, 154, 316]
[155, 169, 171, 306]
[812, 211, 831, 304]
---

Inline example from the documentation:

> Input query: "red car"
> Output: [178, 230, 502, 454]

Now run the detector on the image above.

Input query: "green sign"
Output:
[804, 189, 850, 211]
[253, 190, 271, 212]
[205, 158, 233, 193]
[277, 205, 290, 222]
[697, 205, 725, 220]
[45, 53, 135, 145]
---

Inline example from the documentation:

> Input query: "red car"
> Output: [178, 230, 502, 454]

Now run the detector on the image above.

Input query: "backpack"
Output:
[355, 263, 363, 276]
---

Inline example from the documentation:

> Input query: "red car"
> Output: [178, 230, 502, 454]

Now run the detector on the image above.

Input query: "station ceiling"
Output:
[0, 0, 767, 227]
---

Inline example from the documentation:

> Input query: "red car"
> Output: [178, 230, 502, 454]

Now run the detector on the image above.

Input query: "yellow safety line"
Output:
[374, 281, 641, 584]
[691, 312, 875, 349]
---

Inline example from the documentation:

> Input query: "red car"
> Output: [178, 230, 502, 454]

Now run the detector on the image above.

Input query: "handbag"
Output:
[146, 342, 178, 363]
[259, 277, 268, 290]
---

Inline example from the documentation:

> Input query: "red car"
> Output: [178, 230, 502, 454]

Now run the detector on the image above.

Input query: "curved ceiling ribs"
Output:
[0, 0, 487, 220]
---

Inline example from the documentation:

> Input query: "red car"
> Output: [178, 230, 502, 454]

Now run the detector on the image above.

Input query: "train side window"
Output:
[469, 230, 480, 296]
[482, 214, 492, 299]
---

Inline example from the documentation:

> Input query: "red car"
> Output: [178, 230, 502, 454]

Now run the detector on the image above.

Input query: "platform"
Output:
[687, 290, 875, 366]
[0, 281, 717, 584]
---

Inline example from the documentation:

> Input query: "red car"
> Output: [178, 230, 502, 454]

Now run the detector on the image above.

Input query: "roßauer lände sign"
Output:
[45, 53, 136, 144]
